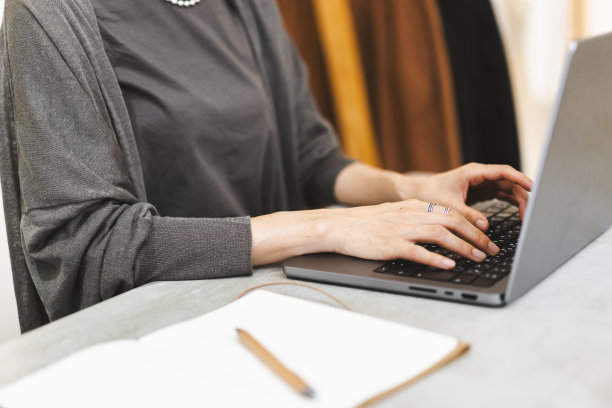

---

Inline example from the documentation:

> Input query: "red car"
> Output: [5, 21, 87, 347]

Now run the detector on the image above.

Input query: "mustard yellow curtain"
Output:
[311, 0, 381, 167]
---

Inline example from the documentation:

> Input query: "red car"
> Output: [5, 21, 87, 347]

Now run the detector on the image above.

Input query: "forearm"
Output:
[251, 209, 336, 266]
[333, 162, 418, 205]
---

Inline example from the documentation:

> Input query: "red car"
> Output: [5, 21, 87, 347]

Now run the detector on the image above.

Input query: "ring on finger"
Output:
[443, 206, 451, 214]
[426, 202, 436, 213]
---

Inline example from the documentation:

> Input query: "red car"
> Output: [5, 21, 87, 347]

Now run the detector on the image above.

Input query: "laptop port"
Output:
[461, 293, 478, 301]
[409, 286, 436, 294]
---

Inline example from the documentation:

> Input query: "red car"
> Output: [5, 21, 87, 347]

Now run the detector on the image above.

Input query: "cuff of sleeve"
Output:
[136, 215, 253, 283]
[304, 149, 354, 206]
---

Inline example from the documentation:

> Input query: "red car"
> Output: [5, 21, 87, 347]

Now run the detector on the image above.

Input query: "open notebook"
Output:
[0, 290, 468, 407]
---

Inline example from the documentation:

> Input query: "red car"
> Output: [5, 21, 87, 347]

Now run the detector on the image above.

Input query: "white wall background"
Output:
[491, 0, 612, 178]
[0, 0, 21, 344]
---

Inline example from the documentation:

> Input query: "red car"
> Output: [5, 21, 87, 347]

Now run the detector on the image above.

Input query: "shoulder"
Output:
[4, 0, 97, 30]
[5, 0, 90, 11]
[4, 0, 100, 61]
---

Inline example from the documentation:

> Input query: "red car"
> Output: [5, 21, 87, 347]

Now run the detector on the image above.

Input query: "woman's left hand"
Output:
[398, 163, 533, 231]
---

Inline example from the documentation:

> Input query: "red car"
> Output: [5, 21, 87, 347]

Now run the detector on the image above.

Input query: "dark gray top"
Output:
[0, 0, 352, 332]
[93, 0, 293, 218]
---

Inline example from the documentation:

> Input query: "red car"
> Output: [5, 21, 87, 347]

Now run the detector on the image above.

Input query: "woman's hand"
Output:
[251, 198, 499, 268]
[397, 163, 533, 231]
[325, 199, 499, 269]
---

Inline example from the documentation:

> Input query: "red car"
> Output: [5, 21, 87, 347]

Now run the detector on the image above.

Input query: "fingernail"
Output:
[488, 241, 500, 254]
[441, 258, 456, 269]
[475, 219, 487, 230]
[472, 248, 486, 260]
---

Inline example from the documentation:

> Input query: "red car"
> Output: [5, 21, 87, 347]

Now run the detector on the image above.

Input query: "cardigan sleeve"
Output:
[4, 1, 252, 322]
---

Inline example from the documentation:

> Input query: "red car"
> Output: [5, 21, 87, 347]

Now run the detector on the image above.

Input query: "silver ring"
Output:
[426, 202, 436, 213]
[443, 206, 451, 214]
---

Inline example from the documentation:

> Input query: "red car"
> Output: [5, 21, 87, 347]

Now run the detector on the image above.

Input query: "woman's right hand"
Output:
[325, 199, 499, 269]
[251, 199, 499, 268]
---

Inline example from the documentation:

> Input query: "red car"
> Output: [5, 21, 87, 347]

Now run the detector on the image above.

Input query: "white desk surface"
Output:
[1, 227, 611, 407]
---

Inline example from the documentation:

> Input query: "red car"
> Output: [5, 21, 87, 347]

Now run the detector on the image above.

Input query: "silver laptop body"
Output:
[283, 32, 612, 306]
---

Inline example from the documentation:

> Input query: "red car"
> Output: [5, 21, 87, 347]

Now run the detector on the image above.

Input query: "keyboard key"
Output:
[374, 263, 392, 273]
[482, 257, 499, 266]
[472, 278, 497, 287]
[433, 247, 449, 255]
[489, 202, 509, 211]
[412, 270, 458, 281]
[453, 273, 477, 284]
[452, 263, 468, 273]
[482, 272, 502, 280]
[392, 269, 409, 276]
[447, 252, 462, 261]
[482, 208, 500, 217]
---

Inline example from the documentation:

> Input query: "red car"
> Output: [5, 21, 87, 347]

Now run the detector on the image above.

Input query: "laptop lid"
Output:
[506, 32, 612, 302]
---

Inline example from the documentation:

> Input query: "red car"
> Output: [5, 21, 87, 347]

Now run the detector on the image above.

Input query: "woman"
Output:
[0, 0, 531, 332]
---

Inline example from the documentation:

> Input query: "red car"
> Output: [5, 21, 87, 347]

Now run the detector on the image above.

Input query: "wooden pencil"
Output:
[236, 328, 315, 398]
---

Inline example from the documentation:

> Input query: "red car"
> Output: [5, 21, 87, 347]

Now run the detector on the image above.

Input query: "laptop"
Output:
[283, 32, 612, 306]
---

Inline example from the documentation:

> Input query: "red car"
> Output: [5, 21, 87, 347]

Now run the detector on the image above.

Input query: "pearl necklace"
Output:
[164, 0, 202, 7]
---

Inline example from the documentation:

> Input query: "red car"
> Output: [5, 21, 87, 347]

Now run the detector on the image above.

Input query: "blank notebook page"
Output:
[0, 290, 467, 408]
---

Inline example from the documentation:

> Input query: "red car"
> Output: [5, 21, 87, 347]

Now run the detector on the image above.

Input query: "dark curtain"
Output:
[349, 0, 462, 173]
[437, 0, 521, 169]
[277, 0, 520, 172]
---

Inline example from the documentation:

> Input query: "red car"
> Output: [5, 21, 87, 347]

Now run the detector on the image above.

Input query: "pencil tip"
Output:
[303, 386, 315, 398]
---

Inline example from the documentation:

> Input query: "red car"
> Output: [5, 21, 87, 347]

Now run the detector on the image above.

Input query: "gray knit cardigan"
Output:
[0, 0, 350, 332]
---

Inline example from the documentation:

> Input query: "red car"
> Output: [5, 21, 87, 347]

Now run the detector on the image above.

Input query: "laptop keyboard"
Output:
[373, 202, 521, 288]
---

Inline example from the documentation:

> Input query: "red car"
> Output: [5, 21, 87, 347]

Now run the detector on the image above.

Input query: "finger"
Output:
[492, 179, 529, 207]
[453, 202, 489, 232]
[466, 163, 533, 192]
[494, 186, 527, 209]
[420, 205, 495, 253]
[511, 184, 529, 213]
[422, 201, 486, 231]
[415, 224, 492, 262]
[426, 203, 456, 215]
[495, 191, 519, 206]
[519, 199, 528, 220]
[493, 190, 529, 221]
[402, 244, 457, 270]
[511, 184, 530, 220]
[427, 211, 499, 256]
[488, 180, 523, 206]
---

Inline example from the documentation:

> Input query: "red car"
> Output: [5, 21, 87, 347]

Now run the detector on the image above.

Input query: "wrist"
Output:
[388, 171, 423, 202]
[300, 208, 339, 254]
[250, 208, 337, 265]
[335, 163, 411, 205]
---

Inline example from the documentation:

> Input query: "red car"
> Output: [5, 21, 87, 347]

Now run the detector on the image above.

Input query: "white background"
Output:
[492, 0, 612, 178]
